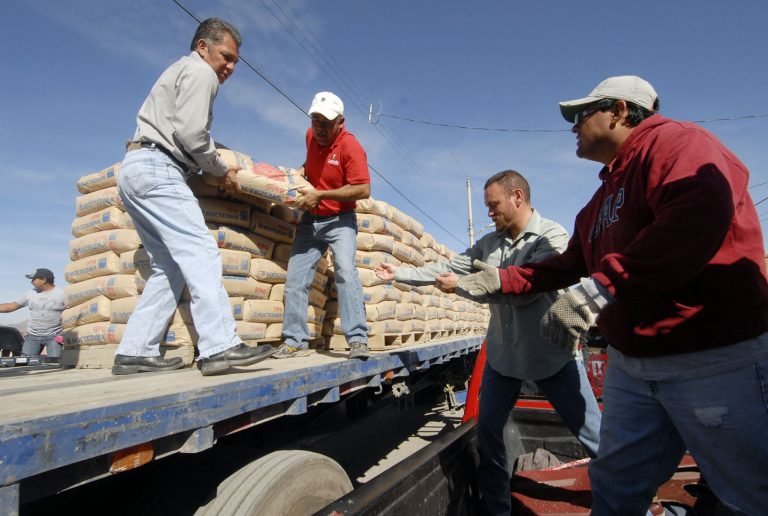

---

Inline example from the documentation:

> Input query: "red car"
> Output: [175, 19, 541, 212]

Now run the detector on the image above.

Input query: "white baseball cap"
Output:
[559, 76, 658, 123]
[308, 91, 344, 120]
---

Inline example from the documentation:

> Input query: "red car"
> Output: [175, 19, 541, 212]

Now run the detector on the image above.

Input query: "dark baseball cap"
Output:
[26, 268, 55, 282]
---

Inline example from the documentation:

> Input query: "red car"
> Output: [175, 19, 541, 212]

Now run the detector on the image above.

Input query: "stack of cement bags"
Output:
[61, 148, 488, 367]
[323, 198, 488, 350]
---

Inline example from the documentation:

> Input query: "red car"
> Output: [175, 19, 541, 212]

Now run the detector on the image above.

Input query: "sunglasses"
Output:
[573, 100, 616, 126]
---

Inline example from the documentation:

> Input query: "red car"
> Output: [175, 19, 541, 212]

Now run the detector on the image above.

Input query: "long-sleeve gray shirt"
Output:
[133, 51, 229, 177]
[395, 210, 571, 379]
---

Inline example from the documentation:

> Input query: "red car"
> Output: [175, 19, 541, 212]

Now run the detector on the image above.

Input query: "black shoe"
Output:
[112, 354, 185, 375]
[198, 344, 275, 376]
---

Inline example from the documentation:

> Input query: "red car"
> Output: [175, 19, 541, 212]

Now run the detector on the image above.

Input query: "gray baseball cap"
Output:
[560, 76, 658, 123]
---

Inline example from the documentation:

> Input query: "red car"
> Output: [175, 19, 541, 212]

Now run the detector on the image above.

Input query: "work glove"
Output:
[540, 288, 599, 354]
[456, 259, 502, 297]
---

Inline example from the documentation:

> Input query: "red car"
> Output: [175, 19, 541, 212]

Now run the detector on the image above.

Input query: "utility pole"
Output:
[467, 176, 474, 247]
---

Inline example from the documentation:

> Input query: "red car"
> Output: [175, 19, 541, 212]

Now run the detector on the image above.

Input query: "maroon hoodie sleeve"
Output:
[499, 229, 588, 294]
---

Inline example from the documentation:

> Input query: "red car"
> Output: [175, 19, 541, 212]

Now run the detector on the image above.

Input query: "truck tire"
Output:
[195, 450, 353, 516]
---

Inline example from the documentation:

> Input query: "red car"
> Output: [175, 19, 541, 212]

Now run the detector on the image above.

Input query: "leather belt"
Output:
[126, 141, 190, 174]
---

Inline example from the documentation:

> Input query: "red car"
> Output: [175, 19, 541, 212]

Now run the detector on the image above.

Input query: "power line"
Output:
[380, 113, 571, 133]
[378, 112, 768, 133]
[749, 180, 768, 190]
[169, 0, 467, 247]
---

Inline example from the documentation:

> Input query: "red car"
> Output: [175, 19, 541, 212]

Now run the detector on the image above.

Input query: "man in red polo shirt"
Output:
[276, 92, 371, 359]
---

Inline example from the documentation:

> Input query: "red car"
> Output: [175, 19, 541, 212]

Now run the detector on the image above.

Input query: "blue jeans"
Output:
[116, 148, 240, 358]
[589, 338, 768, 515]
[477, 359, 602, 516]
[283, 211, 367, 346]
[22, 334, 61, 357]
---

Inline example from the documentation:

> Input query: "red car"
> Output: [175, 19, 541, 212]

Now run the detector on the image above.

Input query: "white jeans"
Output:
[116, 148, 240, 358]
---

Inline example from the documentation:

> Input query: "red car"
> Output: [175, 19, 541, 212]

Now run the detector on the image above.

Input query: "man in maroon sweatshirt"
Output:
[438, 76, 768, 514]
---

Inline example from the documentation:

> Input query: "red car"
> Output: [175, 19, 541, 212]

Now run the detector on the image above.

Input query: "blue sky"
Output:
[2, 0, 767, 324]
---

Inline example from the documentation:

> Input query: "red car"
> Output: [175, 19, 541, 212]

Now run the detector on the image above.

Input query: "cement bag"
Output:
[407, 319, 426, 333]
[265, 323, 283, 340]
[164, 322, 199, 347]
[199, 198, 251, 229]
[423, 248, 440, 263]
[365, 300, 398, 322]
[222, 275, 272, 299]
[119, 248, 150, 274]
[362, 284, 402, 304]
[243, 299, 284, 323]
[354, 251, 399, 270]
[188, 175, 272, 214]
[75, 186, 124, 216]
[312, 270, 329, 292]
[268, 283, 285, 302]
[64, 274, 139, 307]
[420, 232, 436, 250]
[62, 322, 125, 346]
[71, 207, 132, 237]
[396, 303, 416, 321]
[413, 304, 427, 320]
[270, 204, 302, 225]
[209, 224, 275, 259]
[109, 295, 140, 323]
[393, 281, 412, 292]
[236, 321, 267, 341]
[404, 291, 421, 304]
[426, 319, 442, 332]
[65, 251, 122, 283]
[426, 307, 440, 320]
[70, 229, 142, 260]
[355, 197, 389, 218]
[368, 319, 405, 335]
[250, 258, 288, 283]
[356, 233, 394, 253]
[308, 287, 328, 309]
[406, 217, 424, 238]
[206, 163, 312, 206]
[440, 297, 454, 310]
[316, 255, 330, 275]
[453, 300, 468, 312]
[76, 162, 121, 193]
[265, 321, 319, 340]
[188, 174, 227, 199]
[61, 295, 111, 329]
[400, 230, 423, 252]
[230, 297, 244, 320]
[220, 248, 251, 276]
[422, 285, 442, 296]
[217, 148, 254, 171]
[357, 268, 386, 288]
[272, 243, 293, 263]
[392, 241, 419, 265]
[387, 205, 410, 231]
[251, 212, 296, 244]
[356, 213, 390, 235]
[308, 305, 326, 325]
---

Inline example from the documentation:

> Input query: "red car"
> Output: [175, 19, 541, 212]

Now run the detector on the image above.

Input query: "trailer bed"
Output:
[0, 336, 482, 511]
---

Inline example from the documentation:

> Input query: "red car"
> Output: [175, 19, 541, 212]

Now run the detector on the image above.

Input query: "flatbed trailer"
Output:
[0, 335, 482, 515]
